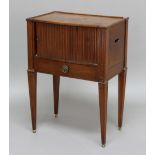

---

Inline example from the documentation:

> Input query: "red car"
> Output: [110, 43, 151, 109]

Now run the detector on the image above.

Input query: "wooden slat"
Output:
[36, 23, 98, 65]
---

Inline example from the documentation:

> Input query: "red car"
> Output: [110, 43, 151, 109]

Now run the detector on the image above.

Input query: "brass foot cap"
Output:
[102, 144, 106, 148]
[32, 130, 36, 133]
[118, 127, 122, 131]
[54, 114, 58, 118]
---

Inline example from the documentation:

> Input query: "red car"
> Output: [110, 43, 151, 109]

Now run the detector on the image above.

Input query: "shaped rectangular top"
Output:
[27, 11, 126, 28]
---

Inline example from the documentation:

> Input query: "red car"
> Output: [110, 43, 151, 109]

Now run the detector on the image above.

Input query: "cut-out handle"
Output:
[115, 38, 120, 43]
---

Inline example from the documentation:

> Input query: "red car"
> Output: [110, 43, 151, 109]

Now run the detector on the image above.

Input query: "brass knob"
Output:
[61, 65, 69, 73]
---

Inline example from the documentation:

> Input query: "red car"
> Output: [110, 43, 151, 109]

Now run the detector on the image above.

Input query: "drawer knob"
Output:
[61, 65, 69, 73]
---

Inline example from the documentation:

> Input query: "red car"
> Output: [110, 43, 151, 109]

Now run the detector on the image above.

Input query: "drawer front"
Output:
[34, 57, 98, 81]
[36, 22, 98, 65]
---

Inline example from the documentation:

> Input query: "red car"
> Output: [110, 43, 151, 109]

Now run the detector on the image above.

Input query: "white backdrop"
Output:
[10, 1, 145, 155]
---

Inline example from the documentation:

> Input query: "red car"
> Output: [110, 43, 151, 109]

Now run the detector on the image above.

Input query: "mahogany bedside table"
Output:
[26, 11, 128, 147]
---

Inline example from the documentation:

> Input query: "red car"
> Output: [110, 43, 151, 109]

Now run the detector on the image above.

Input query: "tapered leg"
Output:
[118, 69, 127, 129]
[28, 70, 37, 133]
[98, 82, 108, 147]
[53, 75, 60, 117]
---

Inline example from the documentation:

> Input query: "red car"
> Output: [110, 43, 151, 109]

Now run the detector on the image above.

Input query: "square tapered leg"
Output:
[53, 75, 60, 117]
[118, 69, 127, 129]
[28, 70, 37, 132]
[98, 82, 108, 146]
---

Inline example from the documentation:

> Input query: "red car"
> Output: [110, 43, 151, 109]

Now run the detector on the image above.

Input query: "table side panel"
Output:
[107, 21, 126, 79]
[27, 11, 124, 28]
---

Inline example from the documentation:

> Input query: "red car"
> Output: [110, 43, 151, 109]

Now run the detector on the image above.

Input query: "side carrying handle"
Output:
[115, 38, 120, 43]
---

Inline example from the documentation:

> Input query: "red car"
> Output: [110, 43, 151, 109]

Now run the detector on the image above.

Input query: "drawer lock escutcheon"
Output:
[61, 65, 69, 73]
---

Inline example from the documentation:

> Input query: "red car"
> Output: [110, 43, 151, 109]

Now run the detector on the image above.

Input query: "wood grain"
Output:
[53, 75, 60, 115]
[124, 18, 129, 68]
[27, 21, 36, 69]
[27, 11, 124, 28]
[28, 70, 37, 131]
[108, 21, 125, 67]
[36, 23, 98, 64]
[118, 69, 127, 129]
[97, 28, 109, 81]
[98, 82, 108, 145]
[34, 57, 98, 81]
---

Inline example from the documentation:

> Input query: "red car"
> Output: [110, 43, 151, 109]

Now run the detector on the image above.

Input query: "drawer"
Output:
[34, 57, 98, 81]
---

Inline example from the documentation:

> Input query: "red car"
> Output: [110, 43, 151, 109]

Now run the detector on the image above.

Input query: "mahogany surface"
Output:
[27, 11, 124, 28]
[26, 11, 128, 146]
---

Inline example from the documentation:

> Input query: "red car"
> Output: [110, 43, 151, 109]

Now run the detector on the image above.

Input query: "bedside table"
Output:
[26, 11, 128, 147]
